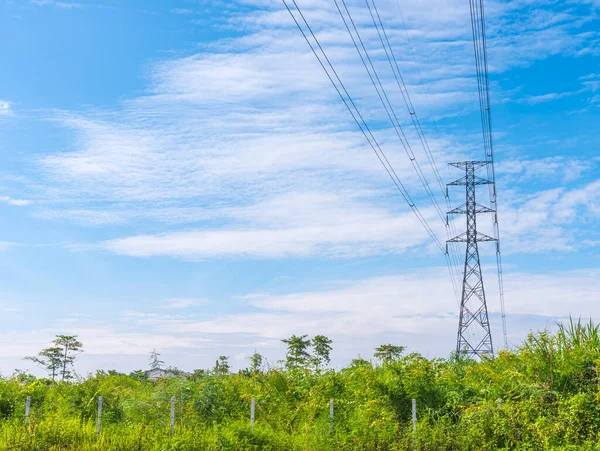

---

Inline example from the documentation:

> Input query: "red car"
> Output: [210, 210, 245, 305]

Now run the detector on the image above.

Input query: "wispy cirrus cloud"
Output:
[580, 73, 600, 90]
[498, 157, 593, 183]
[171, 8, 194, 15]
[99, 191, 435, 259]
[521, 90, 583, 105]
[19, 0, 599, 263]
[158, 298, 208, 309]
[96, 173, 600, 259]
[492, 176, 600, 253]
[30, 0, 82, 8]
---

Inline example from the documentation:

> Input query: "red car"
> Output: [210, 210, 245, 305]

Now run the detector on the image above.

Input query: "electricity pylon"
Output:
[447, 161, 497, 358]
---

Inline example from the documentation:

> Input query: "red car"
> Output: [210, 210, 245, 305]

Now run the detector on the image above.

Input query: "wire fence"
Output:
[20, 394, 505, 438]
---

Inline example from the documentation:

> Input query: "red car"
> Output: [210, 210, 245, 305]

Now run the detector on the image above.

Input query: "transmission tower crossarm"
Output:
[449, 161, 488, 170]
[447, 175, 494, 186]
[447, 203, 495, 215]
[447, 231, 496, 243]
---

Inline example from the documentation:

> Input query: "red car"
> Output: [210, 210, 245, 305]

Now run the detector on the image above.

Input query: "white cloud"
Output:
[133, 266, 600, 360]
[0, 196, 31, 207]
[4, 265, 600, 374]
[0, 242, 19, 252]
[580, 73, 600, 91]
[6, 0, 595, 264]
[30, 0, 82, 8]
[498, 157, 592, 183]
[34, 0, 597, 215]
[179, 268, 600, 338]
[171, 8, 194, 15]
[94, 174, 600, 259]
[158, 298, 207, 309]
[521, 90, 582, 105]
[493, 178, 600, 253]
[0, 0, 597, 377]
[100, 191, 434, 259]
[0, 101, 11, 115]
[0, 327, 207, 360]
[553, 179, 600, 223]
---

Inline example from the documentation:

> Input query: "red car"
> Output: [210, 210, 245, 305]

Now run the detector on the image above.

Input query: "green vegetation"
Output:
[1, 319, 600, 450]
[24, 335, 83, 382]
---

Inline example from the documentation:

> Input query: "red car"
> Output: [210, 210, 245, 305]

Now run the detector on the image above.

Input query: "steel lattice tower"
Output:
[447, 161, 497, 358]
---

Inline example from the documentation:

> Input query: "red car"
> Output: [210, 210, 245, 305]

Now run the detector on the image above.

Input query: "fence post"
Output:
[170, 396, 175, 435]
[250, 397, 255, 428]
[96, 396, 103, 437]
[329, 399, 334, 433]
[412, 399, 417, 451]
[25, 396, 31, 426]
[497, 398, 502, 410]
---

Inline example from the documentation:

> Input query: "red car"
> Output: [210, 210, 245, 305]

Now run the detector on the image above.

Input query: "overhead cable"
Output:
[281, 0, 447, 259]
[468, 0, 508, 348]
[334, 0, 446, 225]
[368, 0, 464, 292]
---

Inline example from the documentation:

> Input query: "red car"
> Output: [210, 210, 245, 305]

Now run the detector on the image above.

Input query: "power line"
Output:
[332, 0, 461, 302]
[281, 0, 447, 257]
[333, 0, 446, 224]
[468, 0, 508, 348]
[390, 0, 466, 292]
[367, 0, 444, 194]
[366, 0, 464, 299]
[355, 0, 462, 296]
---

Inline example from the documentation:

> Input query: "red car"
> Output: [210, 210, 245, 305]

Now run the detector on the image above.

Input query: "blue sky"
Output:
[0, 0, 599, 376]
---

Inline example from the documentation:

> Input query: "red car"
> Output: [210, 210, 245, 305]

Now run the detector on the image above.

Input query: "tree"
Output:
[149, 349, 164, 371]
[165, 366, 185, 377]
[311, 335, 333, 369]
[53, 335, 83, 380]
[282, 334, 312, 369]
[107, 369, 125, 376]
[129, 369, 148, 382]
[189, 369, 208, 381]
[248, 352, 264, 374]
[11, 369, 37, 384]
[24, 346, 65, 381]
[214, 356, 230, 376]
[374, 344, 405, 364]
[350, 356, 372, 368]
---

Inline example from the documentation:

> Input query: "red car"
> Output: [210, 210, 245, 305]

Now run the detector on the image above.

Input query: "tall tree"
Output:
[24, 346, 63, 381]
[248, 351, 264, 374]
[282, 334, 312, 369]
[214, 356, 230, 376]
[53, 335, 83, 381]
[374, 344, 405, 364]
[149, 349, 164, 371]
[312, 335, 333, 369]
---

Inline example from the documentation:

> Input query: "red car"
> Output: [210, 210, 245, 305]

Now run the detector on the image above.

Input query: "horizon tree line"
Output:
[19, 333, 406, 381]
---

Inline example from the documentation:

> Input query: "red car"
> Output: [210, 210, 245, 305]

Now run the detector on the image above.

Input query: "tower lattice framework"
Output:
[447, 161, 497, 358]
